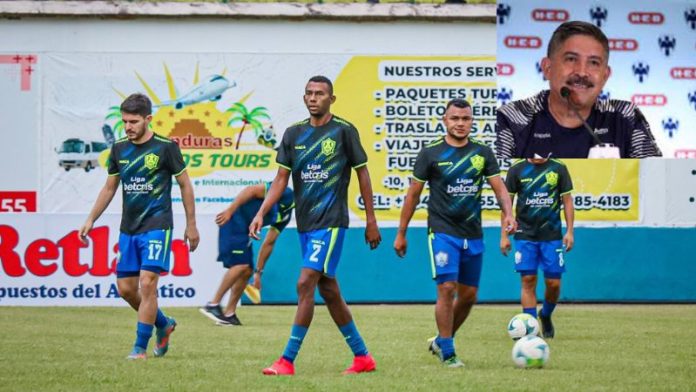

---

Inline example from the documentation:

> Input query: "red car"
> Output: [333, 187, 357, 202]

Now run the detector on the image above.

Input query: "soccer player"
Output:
[393, 98, 516, 367]
[250, 75, 381, 376]
[199, 182, 294, 326]
[496, 21, 661, 158]
[78, 93, 199, 359]
[500, 157, 574, 338]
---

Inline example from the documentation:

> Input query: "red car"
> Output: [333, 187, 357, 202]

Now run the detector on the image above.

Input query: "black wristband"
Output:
[254, 269, 263, 275]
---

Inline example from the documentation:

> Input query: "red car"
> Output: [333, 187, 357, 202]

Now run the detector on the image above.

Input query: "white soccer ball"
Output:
[511, 335, 550, 368]
[507, 313, 540, 340]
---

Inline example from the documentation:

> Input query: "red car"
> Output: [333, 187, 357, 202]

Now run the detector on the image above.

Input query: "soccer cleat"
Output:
[427, 336, 442, 360]
[127, 346, 147, 360]
[442, 355, 465, 368]
[343, 353, 377, 375]
[262, 357, 295, 376]
[153, 317, 177, 357]
[539, 314, 555, 338]
[199, 303, 225, 323]
[216, 313, 242, 326]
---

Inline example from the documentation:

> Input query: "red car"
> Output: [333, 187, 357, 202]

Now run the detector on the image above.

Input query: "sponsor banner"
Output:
[497, 0, 696, 158]
[0, 214, 221, 306]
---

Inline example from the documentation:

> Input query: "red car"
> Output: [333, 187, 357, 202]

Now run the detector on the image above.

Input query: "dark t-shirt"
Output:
[228, 182, 295, 234]
[413, 137, 500, 239]
[107, 134, 186, 234]
[276, 116, 367, 232]
[505, 159, 573, 241]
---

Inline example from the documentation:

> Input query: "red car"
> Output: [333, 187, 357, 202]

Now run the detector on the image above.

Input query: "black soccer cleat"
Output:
[216, 313, 242, 326]
[199, 303, 225, 323]
[539, 314, 555, 338]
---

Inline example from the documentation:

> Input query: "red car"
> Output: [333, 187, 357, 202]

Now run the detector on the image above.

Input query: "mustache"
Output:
[565, 75, 595, 88]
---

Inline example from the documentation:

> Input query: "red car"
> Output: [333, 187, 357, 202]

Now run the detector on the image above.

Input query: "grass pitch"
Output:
[1, 304, 695, 391]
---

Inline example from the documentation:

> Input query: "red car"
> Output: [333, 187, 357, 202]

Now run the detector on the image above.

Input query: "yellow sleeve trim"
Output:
[277, 163, 292, 171]
[412, 176, 426, 183]
[352, 162, 368, 169]
[486, 173, 501, 179]
[174, 168, 187, 177]
[560, 190, 573, 196]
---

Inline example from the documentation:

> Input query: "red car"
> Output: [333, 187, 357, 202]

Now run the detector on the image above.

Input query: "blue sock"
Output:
[541, 300, 557, 317]
[523, 307, 538, 318]
[338, 321, 368, 356]
[282, 325, 308, 363]
[436, 336, 455, 360]
[154, 309, 168, 329]
[135, 322, 154, 351]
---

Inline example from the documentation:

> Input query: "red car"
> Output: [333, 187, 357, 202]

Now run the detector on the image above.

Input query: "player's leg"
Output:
[514, 240, 542, 317]
[202, 231, 250, 321]
[539, 240, 565, 338]
[116, 233, 148, 359]
[219, 265, 252, 326]
[451, 240, 484, 336]
[429, 233, 463, 367]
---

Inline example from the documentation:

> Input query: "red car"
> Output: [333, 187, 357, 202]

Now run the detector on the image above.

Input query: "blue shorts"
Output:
[218, 231, 253, 269]
[514, 239, 565, 279]
[299, 227, 345, 278]
[428, 232, 484, 287]
[117, 229, 172, 278]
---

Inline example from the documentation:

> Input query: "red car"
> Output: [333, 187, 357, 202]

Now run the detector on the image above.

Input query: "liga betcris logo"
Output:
[531, 9, 569, 22]
[609, 39, 639, 51]
[628, 12, 664, 24]
[631, 94, 667, 106]
[504, 36, 542, 49]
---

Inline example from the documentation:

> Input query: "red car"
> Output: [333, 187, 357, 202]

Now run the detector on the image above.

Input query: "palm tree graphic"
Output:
[105, 106, 125, 139]
[226, 102, 270, 150]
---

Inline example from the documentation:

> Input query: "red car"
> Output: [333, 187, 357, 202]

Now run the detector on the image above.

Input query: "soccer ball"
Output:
[507, 313, 540, 340]
[511, 335, 550, 368]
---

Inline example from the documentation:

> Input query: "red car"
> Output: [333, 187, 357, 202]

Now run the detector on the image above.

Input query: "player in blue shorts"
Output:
[199, 182, 294, 326]
[250, 76, 381, 376]
[394, 99, 516, 368]
[501, 157, 574, 338]
[79, 93, 199, 359]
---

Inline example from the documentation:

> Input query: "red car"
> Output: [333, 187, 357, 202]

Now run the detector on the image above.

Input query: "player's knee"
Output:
[318, 283, 339, 303]
[296, 277, 316, 297]
[117, 286, 137, 302]
[546, 279, 561, 292]
[240, 265, 253, 280]
[139, 276, 158, 295]
[521, 275, 537, 290]
[459, 287, 478, 304]
[438, 281, 457, 298]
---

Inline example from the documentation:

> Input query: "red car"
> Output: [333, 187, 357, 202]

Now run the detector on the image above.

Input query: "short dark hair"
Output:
[120, 93, 152, 117]
[307, 75, 334, 95]
[547, 21, 609, 60]
[445, 98, 471, 111]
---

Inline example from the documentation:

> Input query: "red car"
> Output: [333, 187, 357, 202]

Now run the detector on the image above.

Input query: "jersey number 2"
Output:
[309, 244, 322, 262]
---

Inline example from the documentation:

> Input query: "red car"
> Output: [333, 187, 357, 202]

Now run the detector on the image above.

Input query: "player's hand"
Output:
[252, 273, 262, 291]
[185, 224, 200, 252]
[563, 232, 574, 252]
[502, 215, 517, 234]
[394, 233, 407, 258]
[365, 220, 381, 250]
[78, 221, 93, 245]
[249, 215, 263, 240]
[500, 237, 511, 256]
[215, 209, 233, 226]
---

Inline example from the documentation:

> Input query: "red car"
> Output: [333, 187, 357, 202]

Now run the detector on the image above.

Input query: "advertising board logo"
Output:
[686, 8, 696, 30]
[609, 39, 638, 51]
[497, 3, 511, 24]
[671, 67, 696, 79]
[632, 62, 650, 83]
[661, 117, 679, 138]
[535, 62, 548, 81]
[598, 90, 611, 101]
[674, 149, 696, 159]
[590, 6, 608, 27]
[504, 36, 542, 49]
[497, 63, 515, 76]
[688, 91, 696, 110]
[498, 87, 513, 106]
[531, 9, 569, 22]
[628, 12, 664, 25]
[658, 35, 676, 57]
[631, 94, 667, 106]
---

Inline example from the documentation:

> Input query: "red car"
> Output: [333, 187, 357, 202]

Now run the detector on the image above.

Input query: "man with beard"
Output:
[394, 99, 516, 367]
[495, 21, 661, 158]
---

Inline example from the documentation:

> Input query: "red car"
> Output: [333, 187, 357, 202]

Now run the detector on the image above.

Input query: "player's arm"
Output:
[250, 168, 289, 240]
[355, 166, 381, 249]
[500, 193, 515, 256]
[79, 175, 120, 243]
[215, 184, 266, 226]
[488, 175, 517, 234]
[252, 227, 280, 290]
[394, 179, 425, 258]
[562, 193, 575, 252]
[176, 171, 200, 252]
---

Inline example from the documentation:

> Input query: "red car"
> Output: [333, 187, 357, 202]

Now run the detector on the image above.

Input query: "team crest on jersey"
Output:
[470, 154, 485, 172]
[144, 153, 159, 170]
[435, 251, 449, 267]
[545, 171, 558, 187]
[321, 138, 336, 156]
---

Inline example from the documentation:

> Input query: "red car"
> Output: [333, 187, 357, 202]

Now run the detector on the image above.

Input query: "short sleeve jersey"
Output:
[107, 134, 186, 234]
[413, 137, 500, 239]
[229, 182, 295, 234]
[505, 159, 573, 241]
[276, 116, 367, 232]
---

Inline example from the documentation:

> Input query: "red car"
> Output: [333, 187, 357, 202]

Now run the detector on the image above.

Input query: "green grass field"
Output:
[1, 305, 694, 391]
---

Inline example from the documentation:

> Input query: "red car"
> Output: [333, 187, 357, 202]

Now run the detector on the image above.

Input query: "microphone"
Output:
[560, 87, 602, 146]
[560, 87, 620, 158]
